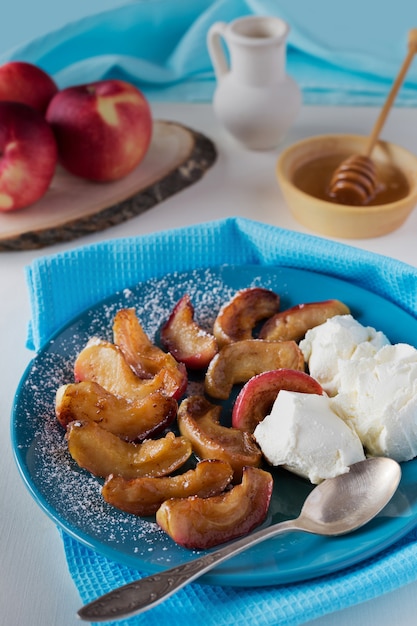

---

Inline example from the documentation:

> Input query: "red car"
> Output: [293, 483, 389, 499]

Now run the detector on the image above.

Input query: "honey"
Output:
[292, 154, 410, 206]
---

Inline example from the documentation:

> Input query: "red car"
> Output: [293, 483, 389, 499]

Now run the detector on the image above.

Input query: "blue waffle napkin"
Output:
[25, 217, 417, 624]
[3, 0, 417, 105]
[26, 217, 417, 351]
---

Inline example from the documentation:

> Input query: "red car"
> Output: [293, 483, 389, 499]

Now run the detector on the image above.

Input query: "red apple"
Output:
[0, 61, 58, 114]
[0, 101, 57, 211]
[74, 340, 183, 401]
[112, 308, 187, 400]
[259, 299, 350, 342]
[102, 459, 233, 517]
[204, 339, 305, 400]
[156, 466, 273, 549]
[232, 369, 325, 433]
[46, 79, 152, 181]
[213, 287, 280, 347]
[177, 395, 262, 482]
[160, 294, 218, 369]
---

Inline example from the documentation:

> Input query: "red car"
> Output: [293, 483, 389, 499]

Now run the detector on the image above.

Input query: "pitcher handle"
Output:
[207, 21, 229, 80]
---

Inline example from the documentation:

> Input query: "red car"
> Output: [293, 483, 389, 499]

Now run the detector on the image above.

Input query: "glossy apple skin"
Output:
[113, 307, 187, 399]
[102, 459, 233, 516]
[55, 381, 178, 442]
[46, 79, 152, 181]
[0, 102, 57, 211]
[0, 61, 58, 114]
[259, 299, 350, 342]
[74, 339, 182, 400]
[213, 287, 280, 347]
[156, 466, 273, 549]
[66, 423, 192, 479]
[177, 395, 262, 481]
[232, 369, 325, 433]
[160, 294, 218, 369]
[205, 339, 305, 399]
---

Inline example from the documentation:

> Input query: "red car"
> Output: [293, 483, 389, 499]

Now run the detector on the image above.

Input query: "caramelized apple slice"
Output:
[74, 340, 180, 400]
[259, 299, 350, 342]
[205, 339, 304, 399]
[160, 294, 218, 369]
[102, 459, 233, 516]
[156, 466, 273, 549]
[213, 287, 280, 347]
[232, 369, 325, 433]
[177, 395, 261, 481]
[113, 308, 187, 399]
[55, 381, 177, 441]
[66, 423, 192, 479]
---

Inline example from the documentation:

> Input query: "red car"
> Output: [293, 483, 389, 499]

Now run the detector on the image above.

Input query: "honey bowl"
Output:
[276, 134, 417, 238]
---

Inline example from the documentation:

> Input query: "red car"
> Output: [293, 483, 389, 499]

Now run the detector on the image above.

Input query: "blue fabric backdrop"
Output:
[2, 0, 417, 105]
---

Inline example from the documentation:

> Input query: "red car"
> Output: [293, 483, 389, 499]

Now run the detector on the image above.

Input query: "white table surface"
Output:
[2, 101, 417, 626]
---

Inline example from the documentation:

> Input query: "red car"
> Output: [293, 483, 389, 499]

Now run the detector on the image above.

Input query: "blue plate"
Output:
[11, 265, 417, 586]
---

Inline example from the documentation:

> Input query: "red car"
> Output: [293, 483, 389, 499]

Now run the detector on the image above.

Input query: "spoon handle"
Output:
[77, 518, 297, 622]
[365, 28, 417, 156]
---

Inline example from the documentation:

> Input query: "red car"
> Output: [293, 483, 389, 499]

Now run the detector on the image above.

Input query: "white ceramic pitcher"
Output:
[207, 15, 301, 150]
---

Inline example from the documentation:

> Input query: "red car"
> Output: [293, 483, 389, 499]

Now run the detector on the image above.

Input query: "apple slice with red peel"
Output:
[213, 287, 280, 347]
[160, 294, 218, 369]
[259, 299, 350, 342]
[74, 339, 181, 401]
[156, 466, 273, 549]
[232, 369, 325, 433]
[113, 307, 181, 377]
[66, 423, 192, 479]
[102, 459, 234, 516]
[177, 395, 262, 481]
[113, 307, 187, 399]
[205, 339, 305, 400]
[55, 381, 177, 441]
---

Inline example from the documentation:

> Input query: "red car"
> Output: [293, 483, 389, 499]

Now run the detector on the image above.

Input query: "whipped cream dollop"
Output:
[253, 390, 365, 484]
[332, 343, 417, 461]
[254, 314, 417, 478]
[300, 314, 417, 462]
[299, 314, 390, 396]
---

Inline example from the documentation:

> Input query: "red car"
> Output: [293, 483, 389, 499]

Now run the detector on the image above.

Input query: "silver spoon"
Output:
[78, 456, 401, 622]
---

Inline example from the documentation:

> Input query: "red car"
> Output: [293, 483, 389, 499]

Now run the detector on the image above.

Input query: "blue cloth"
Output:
[2, 0, 417, 105]
[62, 526, 417, 626]
[25, 217, 417, 351]
[25, 217, 417, 624]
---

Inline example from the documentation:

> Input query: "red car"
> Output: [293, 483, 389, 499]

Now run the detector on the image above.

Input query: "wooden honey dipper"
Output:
[328, 28, 417, 206]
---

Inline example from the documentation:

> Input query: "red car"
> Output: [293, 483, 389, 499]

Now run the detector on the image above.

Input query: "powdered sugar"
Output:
[15, 263, 417, 581]
[14, 265, 273, 569]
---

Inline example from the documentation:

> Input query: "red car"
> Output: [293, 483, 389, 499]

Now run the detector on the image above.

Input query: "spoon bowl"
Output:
[295, 456, 401, 536]
[78, 456, 401, 622]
